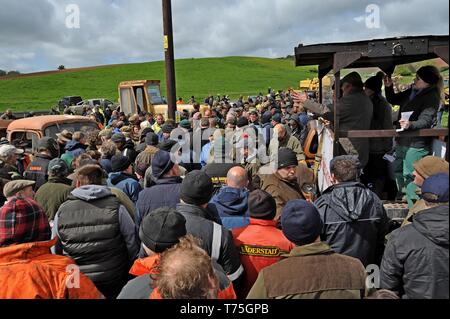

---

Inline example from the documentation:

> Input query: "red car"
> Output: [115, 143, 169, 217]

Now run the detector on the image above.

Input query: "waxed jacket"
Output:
[381, 205, 449, 299]
[247, 242, 367, 299]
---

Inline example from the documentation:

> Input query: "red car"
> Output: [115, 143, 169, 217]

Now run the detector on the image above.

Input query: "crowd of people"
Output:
[0, 64, 448, 299]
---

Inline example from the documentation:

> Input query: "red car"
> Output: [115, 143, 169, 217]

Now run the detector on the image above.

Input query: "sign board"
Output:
[317, 123, 334, 193]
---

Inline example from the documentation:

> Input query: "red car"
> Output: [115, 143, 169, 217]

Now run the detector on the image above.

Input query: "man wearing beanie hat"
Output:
[176, 170, 244, 287]
[315, 155, 389, 266]
[135, 150, 182, 229]
[35, 158, 74, 221]
[232, 189, 294, 298]
[53, 164, 138, 298]
[381, 173, 449, 299]
[0, 178, 102, 299]
[107, 154, 142, 203]
[247, 199, 367, 299]
[404, 155, 449, 212]
[363, 72, 394, 197]
[384, 65, 443, 203]
[24, 137, 60, 191]
[294, 71, 373, 169]
[260, 147, 305, 221]
[119, 208, 236, 299]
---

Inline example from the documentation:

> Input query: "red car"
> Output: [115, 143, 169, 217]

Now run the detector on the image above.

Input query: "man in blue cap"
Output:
[381, 173, 449, 299]
[247, 199, 367, 299]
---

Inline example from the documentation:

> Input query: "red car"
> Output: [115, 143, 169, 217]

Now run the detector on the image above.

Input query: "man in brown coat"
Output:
[260, 148, 305, 221]
[247, 200, 367, 299]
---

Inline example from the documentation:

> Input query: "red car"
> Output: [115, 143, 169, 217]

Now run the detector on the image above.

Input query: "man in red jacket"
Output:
[232, 189, 295, 298]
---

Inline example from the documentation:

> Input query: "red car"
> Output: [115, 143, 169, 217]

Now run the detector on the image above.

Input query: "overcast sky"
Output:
[0, 0, 448, 73]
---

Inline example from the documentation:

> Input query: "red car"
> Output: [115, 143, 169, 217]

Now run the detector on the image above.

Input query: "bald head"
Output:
[227, 166, 248, 189]
[274, 124, 287, 140]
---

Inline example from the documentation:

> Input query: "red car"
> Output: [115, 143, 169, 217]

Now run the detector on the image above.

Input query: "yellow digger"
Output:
[118, 80, 208, 120]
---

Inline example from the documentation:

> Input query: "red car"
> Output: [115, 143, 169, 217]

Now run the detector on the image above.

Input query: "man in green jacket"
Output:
[35, 158, 74, 221]
[247, 200, 367, 299]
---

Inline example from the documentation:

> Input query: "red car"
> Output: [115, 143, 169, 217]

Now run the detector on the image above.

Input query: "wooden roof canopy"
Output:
[294, 35, 449, 158]
[295, 35, 449, 78]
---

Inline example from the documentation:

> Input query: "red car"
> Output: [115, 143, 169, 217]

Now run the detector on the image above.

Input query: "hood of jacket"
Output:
[323, 182, 374, 221]
[210, 186, 249, 216]
[413, 205, 449, 247]
[71, 185, 114, 202]
[108, 172, 137, 186]
[65, 140, 87, 152]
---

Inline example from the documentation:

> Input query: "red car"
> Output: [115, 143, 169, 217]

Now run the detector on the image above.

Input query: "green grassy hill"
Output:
[0, 56, 316, 111]
[0, 56, 447, 112]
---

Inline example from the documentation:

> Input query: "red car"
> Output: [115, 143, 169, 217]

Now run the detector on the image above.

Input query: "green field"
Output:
[0, 56, 317, 111]
[0, 56, 447, 112]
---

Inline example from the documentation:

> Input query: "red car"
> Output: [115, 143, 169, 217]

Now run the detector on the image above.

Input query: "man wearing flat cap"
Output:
[0, 179, 102, 299]
[402, 155, 449, 226]
[0, 144, 23, 204]
[1, 180, 50, 246]
[381, 173, 449, 299]
[260, 148, 305, 222]
[247, 199, 367, 299]
[294, 71, 373, 169]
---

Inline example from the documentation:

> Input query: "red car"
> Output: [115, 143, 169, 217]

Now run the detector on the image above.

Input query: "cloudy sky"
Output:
[0, 0, 448, 73]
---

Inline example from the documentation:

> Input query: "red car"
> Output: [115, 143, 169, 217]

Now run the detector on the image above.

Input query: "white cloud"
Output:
[0, 0, 448, 72]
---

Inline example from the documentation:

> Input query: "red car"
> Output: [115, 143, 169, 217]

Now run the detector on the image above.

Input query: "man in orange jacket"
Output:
[0, 180, 102, 299]
[117, 207, 236, 299]
[232, 189, 295, 298]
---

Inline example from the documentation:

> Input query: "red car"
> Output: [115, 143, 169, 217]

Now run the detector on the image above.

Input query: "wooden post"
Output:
[162, 0, 176, 120]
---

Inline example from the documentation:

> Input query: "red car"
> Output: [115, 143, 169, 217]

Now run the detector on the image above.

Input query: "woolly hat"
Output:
[111, 154, 131, 172]
[139, 208, 187, 253]
[421, 173, 449, 203]
[416, 65, 441, 86]
[277, 148, 298, 169]
[248, 189, 276, 220]
[364, 72, 384, 93]
[281, 200, 323, 246]
[180, 170, 214, 205]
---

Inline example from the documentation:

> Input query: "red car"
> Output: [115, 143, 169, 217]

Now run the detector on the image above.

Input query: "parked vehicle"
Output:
[7, 115, 99, 153]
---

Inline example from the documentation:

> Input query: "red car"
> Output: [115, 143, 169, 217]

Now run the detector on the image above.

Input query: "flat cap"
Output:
[3, 180, 35, 198]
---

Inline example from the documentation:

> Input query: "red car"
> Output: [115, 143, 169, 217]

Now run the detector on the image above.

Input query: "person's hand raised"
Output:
[291, 91, 308, 103]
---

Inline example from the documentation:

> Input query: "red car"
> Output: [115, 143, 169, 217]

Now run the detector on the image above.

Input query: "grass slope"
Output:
[0, 56, 315, 111]
[0, 56, 446, 112]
